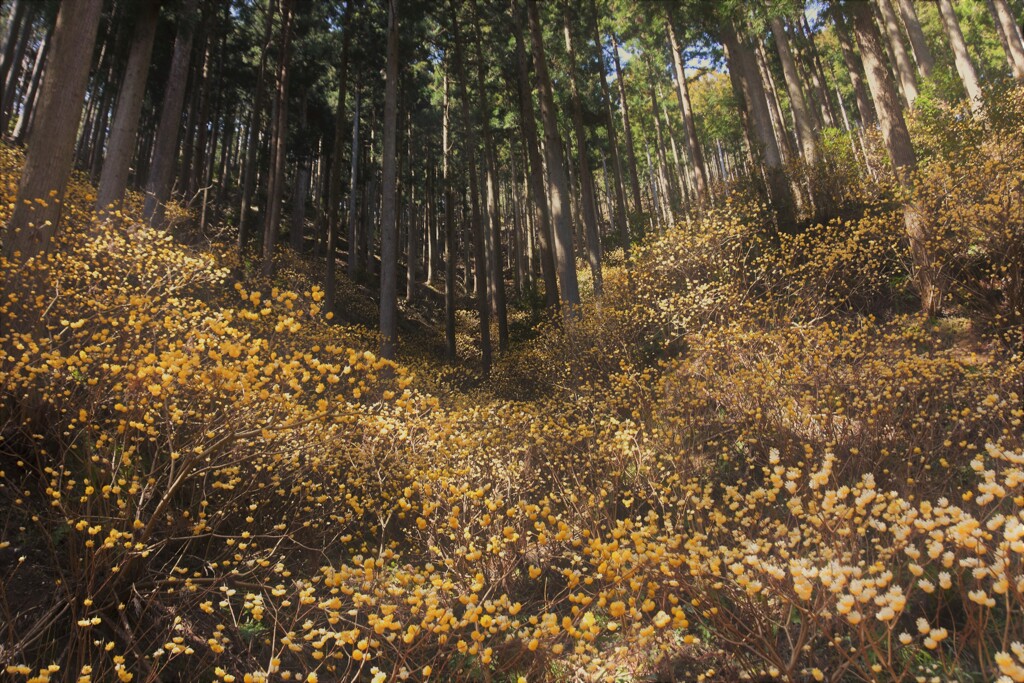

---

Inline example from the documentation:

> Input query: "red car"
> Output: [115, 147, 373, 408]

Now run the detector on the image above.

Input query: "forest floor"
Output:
[2, 87, 1024, 683]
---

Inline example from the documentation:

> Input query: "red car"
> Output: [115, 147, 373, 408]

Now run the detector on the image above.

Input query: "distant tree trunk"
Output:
[528, 0, 580, 310]
[611, 31, 644, 217]
[472, 7, 508, 349]
[327, 0, 355, 303]
[755, 41, 795, 164]
[3, 0, 103, 263]
[261, 0, 295, 276]
[877, 0, 919, 108]
[97, 0, 161, 214]
[772, 16, 820, 167]
[834, 9, 876, 127]
[511, 4, 559, 308]
[239, 0, 275, 252]
[665, 15, 709, 205]
[935, 0, 983, 113]
[11, 22, 50, 144]
[987, 0, 1024, 79]
[588, 0, 629, 257]
[0, 1, 28, 101]
[848, 0, 941, 316]
[722, 23, 796, 231]
[291, 89, 310, 251]
[442, 71, 457, 361]
[0, 1, 34, 136]
[144, 0, 200, 226]
[379, 0, 400, 359]
[646, 73, 675, 224]
[451, 1, 491, 374]
[563, 10, 602, 297]
[896, 0, 935, 78]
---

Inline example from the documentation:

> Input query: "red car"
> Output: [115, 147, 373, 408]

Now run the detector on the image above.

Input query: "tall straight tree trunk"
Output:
[261, 0, 294, 276]
[325, 0, 354, 306]
[848, 1, 940, 315]
[988, 0, 1024, 79]
[611, 31, 644, 217]
[511, 4, 559, 308]
[0, 1, 34, 136]
[11, 22, 49, 144]
[877, 0, 919, 108]
[144, 0, 200, 226]
[772, 16, 820, 167]
[528, 0, 580, 310]
[97, 0, 161, 214]
[451, 2, 491, 374]
[563, 10, 602, 297]
[442, 71, 457, 361]
[291, 89, 311, 251]
[936, 0, 983, 113]
[0, 1, 28, 99]
[379, 0, 400, 358]
[665, 15, 709, 204]
[834, 9, 876, 127]
[722, 24, 796, 231]
[646, 73, 675, 223]
[589, 0, 629, 257]
[239, 0, 275, 252]
[4, 0, 103, 263]
[472, 6, 508, 350]
[896, 0, 935, 78]
[755, 41, 795, 164]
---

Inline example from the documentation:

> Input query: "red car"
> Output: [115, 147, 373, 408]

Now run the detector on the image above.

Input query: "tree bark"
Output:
[451, 0, 491, 373]
[834, 9, 876, 127]
[772, 16, 819, 167]
[563, 9, 602, 297]
[665, 15, 709, 204]
[144, 0, 200, 226]
[510, 4, 559, 308]
[261, 0, 295, 276]
[528, 0, 580, 310]
[935, 0, 983, 113]
[11, 21, 50, 144]
[722, 23, 796, 230]
[4, 0, 103, 262]
[588, 0, 629, 257]
[896, 0, 935, 78]
[847, 0, 940, 316]
[877, 0, 919, 108]
[442, 71, 457, 361]
[238, 0, 275, 252]
[97, 0, 161, 214]
[379, 0, 401, 358]
[611, 31, 644, 217]
[988, 0, 1024, 79]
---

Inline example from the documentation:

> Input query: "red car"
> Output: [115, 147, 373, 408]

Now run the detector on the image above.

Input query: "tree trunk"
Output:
[588, 0, 629, 257]
[988, 0, 1024, 79]
[11, 21, 50, 144]
[665, 15, 709, 205]
[472, 6, 508, 350]
[3, 0, 103, 263]
[379, 0, 400, 358]
[528, 0, 580, 310]
[563, 10, 602, 297]
[261, 0, 294, 276]
[144, 0, 200, 226]
[442, 71, 457, 361]
[611, 31, 644, 218]
[834, 9, 876, 127]
[510, 3, 559, 308]
[896, 0, 935, 78]
[238, 0, 275, 252]
[291, 89, 310, 251]
[722, 23, 796, 231]
[877, 0, 919, 108]
[848, 0, 941, 316]
[0, 1, 34, 136]
[451, 1, 491, 374]
[936, 0, 983, 113]
[97, 0, 161, 214]
[772, 16, 819, 167]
